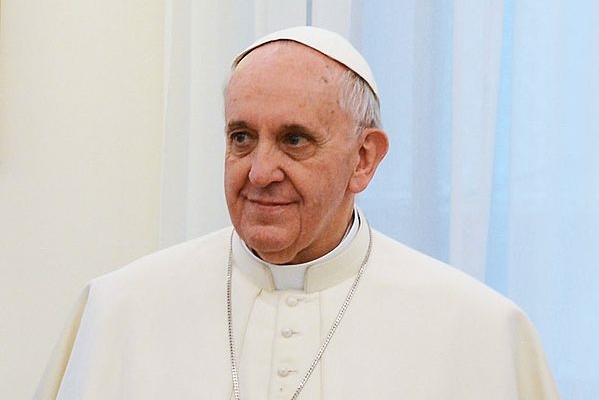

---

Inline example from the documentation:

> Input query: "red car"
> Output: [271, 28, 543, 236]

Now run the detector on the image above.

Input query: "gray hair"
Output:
[337, 68, 383, 133]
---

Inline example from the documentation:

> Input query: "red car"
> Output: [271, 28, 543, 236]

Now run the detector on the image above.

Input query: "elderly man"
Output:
[35, 27, 560, 400]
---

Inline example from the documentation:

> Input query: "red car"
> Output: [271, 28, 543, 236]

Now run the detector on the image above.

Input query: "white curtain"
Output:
[357, 1, 599, 399]
[162, 0, 599, 398]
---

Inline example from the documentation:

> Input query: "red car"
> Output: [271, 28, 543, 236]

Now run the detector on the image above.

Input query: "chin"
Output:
[239, 224, 299, 264]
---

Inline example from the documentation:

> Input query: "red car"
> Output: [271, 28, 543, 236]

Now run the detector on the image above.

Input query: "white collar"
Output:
[232, 208, 370, 293]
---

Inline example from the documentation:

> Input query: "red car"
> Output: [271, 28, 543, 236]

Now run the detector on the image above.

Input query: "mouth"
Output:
[242, 191, 299, 209]
[247, 198, 293, 207]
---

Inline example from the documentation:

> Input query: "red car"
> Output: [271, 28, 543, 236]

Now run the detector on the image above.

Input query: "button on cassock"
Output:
[281, 328, 294, 338]
[285, 296, 299, 307]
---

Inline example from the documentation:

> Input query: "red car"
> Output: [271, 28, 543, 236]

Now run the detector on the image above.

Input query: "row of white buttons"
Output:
[277, 295, 303, 380]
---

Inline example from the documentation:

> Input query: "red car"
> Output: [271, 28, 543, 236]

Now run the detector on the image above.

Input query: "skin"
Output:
[224, 42, 388, 265]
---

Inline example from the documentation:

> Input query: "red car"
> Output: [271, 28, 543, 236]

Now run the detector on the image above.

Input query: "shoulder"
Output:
[368, 229, 521, 317]
[360, 230, 542, 357]
[48, 229, 235, 389]
[86, 227, 232, 299]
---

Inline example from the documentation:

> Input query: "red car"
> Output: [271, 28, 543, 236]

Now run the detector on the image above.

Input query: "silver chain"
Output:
[227, 222, 373, 400]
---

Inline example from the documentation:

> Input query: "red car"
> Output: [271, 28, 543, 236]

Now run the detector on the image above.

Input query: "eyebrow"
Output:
[226, 121, 316, 135]
[226, 120, 251, 132]
[281, 123, 314, 135]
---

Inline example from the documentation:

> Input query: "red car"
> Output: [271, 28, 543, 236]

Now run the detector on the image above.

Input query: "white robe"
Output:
[34, 213, 560, 400]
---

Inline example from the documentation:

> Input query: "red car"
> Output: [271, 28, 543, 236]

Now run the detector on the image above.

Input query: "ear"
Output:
[349, 128, 389, 193]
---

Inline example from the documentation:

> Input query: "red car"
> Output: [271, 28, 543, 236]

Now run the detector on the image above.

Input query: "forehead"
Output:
[224, 42, 353, 133]
[226, 42, 346, 101]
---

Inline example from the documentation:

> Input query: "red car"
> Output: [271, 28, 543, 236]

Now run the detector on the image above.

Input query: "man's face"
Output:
[224, 42, 362, 264]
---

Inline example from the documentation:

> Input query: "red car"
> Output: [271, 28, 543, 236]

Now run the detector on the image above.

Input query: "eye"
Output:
[230, 131, 250, 144]
[279, 131, 317, 160]
[227, 130, 256, 156]
[282, 133, 310, 147]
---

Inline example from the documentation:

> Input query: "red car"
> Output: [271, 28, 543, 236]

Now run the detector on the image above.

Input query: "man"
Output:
[34, 26, 560, 400]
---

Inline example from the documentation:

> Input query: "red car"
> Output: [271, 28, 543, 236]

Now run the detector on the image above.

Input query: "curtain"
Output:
[357, 1, 599, 399]
[163, 0, 598, 398]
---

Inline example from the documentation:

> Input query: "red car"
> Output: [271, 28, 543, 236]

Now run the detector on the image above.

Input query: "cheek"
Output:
[297, 164, 349, 205]
[224, 159, 247, 199]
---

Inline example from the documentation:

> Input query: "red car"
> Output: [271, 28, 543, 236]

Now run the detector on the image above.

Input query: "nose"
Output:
[248, 144, 285, 187]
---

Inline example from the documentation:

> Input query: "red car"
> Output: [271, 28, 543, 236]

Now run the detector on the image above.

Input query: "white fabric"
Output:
[34, 213, 560, 400]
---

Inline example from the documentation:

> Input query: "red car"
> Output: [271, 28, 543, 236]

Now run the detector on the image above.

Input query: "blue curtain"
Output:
[357, 1, 599, 399]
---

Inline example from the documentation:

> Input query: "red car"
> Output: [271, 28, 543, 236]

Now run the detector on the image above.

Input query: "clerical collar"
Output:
[232, 208, 371, 293]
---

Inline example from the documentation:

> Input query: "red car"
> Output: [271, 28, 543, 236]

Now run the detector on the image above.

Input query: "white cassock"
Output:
[34, 209, 560, 400]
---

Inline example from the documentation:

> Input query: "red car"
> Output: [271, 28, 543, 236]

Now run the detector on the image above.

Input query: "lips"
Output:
[242, 190, 298, 210]
[247, 197, 293, 207]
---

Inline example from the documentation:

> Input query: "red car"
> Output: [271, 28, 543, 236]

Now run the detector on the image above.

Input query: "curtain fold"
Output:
[448, 1, 504, 280]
